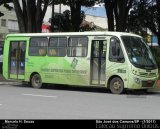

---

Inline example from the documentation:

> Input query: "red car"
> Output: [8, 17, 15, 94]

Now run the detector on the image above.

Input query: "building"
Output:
[0, 5, 19, 47]
[81, 6, 107, 30]
[84, 15, 107, 30]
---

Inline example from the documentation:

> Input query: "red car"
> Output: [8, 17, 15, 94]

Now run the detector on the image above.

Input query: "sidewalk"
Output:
[0, 74, 6, 81]
[0, 74, 21, 85]
[154, 79, 160, 92]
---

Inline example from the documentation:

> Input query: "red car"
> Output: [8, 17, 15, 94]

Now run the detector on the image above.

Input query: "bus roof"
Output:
[6, 31, 141, 38]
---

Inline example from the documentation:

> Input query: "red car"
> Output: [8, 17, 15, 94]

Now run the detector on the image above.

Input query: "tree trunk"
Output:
[115, 0, 133, 32]
[51, 0, 55, 32]
[36, 0, 43, 33]
[70, 1, 81, 32]
[13, 0, 26, 33]
[104, 0, 114, 31]
[35, 0, 49, 32]
[13, 0, 49, 33]
[27, 0, 36, 33]
[22, 0, 27, 32]
[116, 0, 127, 32]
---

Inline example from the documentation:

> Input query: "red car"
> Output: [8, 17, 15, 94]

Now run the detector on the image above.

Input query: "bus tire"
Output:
[109, 77, 124, 94]
[31, 74, 42, 89]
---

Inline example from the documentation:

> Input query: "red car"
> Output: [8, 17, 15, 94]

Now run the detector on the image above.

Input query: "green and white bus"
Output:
[2, 32, 159, 94]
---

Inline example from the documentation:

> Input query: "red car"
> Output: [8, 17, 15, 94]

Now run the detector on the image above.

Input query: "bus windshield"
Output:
[121, 36, 157, 70]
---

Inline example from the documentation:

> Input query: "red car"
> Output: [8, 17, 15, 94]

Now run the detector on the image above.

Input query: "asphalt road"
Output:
[0, 83, 160, 119]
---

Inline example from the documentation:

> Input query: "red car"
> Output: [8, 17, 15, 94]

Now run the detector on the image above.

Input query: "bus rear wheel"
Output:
[31, 74, 42, 89]
[109, 77, 124, 94]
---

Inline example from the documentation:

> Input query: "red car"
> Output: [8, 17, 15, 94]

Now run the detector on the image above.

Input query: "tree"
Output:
[104, 0, 133, 32]
[49, 0, 60, 31]
[104, 0, 114, 31]
[128, 0, 160, 46]
[115, 0, 133, 31]
[0, 0, 13, 17]
[50, 0, 55, 31]
[11, 0, 50, 33]
[53, 0, 95, 31]
[61, 10, 72, 31]
[52, 9, 86, 32]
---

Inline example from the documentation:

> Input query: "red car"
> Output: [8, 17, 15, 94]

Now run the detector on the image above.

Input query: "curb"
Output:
[0, 81, 22, 85]
[148, 88, 160, 93]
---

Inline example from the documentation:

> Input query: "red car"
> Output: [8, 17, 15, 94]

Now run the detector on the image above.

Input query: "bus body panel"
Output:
[127, 65, 158, 89]
[2, 32, 159, 91]
[25, 56, 90, 86]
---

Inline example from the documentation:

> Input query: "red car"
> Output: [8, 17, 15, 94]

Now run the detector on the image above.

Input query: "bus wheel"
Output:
[109, 77, 124, 94]
[31, 74, 42, 89]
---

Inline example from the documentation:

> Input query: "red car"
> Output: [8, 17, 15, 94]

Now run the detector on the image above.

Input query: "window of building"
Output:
[8, 20, 19, 30]
[68, 37, 88, 57]
[48, 37, 67, 57]
[1, 19, 6, 27]
[29, 37, 48, 56]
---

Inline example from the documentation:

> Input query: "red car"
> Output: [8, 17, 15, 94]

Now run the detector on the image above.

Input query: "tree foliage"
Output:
[52, 9, 86, 32]
[1, 0, 96, 32]
[0, 0, 13, 17]
[128, 0, 160, 46]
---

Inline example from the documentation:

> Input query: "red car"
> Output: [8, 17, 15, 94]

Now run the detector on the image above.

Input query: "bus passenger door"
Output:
[9, 41, 26, 80]
[91, 40, 107, 85]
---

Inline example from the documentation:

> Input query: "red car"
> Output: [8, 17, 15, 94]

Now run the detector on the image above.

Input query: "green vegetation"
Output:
[151, 47, 160, 75]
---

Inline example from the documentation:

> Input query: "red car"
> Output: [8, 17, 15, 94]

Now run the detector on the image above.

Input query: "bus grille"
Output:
[139, 72, 156, 78]
[142, 81, 155, 87]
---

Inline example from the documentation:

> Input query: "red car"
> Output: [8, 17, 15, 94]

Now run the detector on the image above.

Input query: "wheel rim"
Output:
[113, 81, 122, 91]
[34, 76, 40, 86]
[110, 78, 124, 94]
[32, 75, 41, 87]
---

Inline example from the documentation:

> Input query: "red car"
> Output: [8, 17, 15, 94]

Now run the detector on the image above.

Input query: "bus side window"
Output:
[68, 37, 88, 57]
[39, 49, 46, 56]
[48, 49, 57, 56]
[48, 37, 66, 57]
[29, 37, 48, 56]
[109, 37, 125, 63]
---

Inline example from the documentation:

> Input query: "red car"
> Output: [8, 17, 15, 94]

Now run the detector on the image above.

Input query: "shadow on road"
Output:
[24, 83, 111, 94]
[11, 83, 160, 96]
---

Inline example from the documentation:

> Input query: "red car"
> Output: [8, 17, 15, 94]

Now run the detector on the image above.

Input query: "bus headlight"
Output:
[134, 77, 141, 84]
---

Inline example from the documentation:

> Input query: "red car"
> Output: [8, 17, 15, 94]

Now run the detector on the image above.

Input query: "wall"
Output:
[0, 6, 19, 47]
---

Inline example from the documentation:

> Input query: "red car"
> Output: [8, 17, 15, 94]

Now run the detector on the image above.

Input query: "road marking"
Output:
[22, 93, 57, 98]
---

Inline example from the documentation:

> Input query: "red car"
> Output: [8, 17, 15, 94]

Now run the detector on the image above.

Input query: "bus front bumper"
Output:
[128, 76, 158, 90]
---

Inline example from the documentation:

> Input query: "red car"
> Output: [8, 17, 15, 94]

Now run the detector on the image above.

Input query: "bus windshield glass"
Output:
[121, 36, 157, 70]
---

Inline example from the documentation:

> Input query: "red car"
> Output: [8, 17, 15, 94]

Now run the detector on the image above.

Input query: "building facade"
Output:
[0, 5, 19, 48]
[81, 6, 107, 30]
